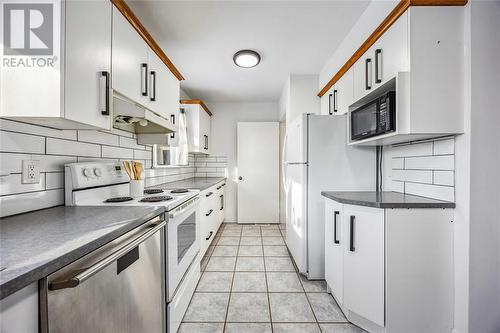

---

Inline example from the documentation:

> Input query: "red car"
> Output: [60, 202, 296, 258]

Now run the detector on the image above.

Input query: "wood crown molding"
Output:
[180, 99, 213, 116]
[111, 0, 185, 81]
[317, 0, 468, 97]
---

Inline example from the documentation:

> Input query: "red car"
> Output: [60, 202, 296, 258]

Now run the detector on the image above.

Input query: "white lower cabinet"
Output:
[324, 198, 453, 333]
[199, 181, 226, 256]
[343, 205, 385, 327]
[0, 283, 38, 333]
[324, 199, 344, 304]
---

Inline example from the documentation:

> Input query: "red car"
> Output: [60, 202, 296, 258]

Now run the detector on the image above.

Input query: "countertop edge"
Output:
[321, 191, 456, 209]
[0, 207, 165, 300]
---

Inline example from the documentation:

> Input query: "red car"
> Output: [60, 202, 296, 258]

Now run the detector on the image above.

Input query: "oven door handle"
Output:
[169, 196, 199, 219]
[48, 220, 166, 291]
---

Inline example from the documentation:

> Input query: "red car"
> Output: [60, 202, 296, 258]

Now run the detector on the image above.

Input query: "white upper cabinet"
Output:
[184, 101, 212, 155]
[112, 7, 180, 121]
[1, 0, 112, 130]
[112, 7, 149, 105]
[146, 49, 180, 119]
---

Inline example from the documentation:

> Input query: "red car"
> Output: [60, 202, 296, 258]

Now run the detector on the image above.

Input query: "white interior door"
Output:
[237, 122, 279, 224]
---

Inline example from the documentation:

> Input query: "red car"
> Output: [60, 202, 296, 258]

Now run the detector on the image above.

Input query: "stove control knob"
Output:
[93, 168, 102, 177]
[82, 168, 93, 178]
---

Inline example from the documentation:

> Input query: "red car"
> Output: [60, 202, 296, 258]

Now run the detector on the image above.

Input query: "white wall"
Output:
[465, 1, 500, 332]
[206, 102, 280, 222]
[319, 1, 398, 89]
[280, 74, 320, 126]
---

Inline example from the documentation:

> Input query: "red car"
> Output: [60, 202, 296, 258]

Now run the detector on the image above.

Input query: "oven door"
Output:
[166, 196, 200, 301]
[351, 99, 379, 141]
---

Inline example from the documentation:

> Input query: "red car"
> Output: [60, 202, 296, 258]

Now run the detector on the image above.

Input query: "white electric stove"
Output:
[64, 162, 201, 333]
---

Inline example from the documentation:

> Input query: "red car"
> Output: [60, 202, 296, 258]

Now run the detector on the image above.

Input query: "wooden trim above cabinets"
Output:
[180, 99, 213, 116]
[111, 0, 185, 81]
[317, 0, 468, 97]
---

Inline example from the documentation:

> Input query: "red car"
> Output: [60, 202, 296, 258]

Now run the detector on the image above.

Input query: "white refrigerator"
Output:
[283, 113, 376, 279]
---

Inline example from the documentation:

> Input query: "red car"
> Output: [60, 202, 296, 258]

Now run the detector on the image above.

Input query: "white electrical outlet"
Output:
[22, 160, 41, 184]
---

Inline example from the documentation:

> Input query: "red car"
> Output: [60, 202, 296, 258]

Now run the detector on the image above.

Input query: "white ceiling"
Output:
[128, 1, 369, 102]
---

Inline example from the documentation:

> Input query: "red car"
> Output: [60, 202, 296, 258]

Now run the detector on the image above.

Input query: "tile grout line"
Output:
[221, 224, 241, 332]
[261, 226, 274, 333]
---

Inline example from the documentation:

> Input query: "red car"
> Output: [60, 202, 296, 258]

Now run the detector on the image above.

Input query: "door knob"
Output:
[239, 176, 243, 180]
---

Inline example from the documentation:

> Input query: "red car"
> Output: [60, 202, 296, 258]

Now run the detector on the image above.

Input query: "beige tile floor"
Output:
[179, 223, 366, 333]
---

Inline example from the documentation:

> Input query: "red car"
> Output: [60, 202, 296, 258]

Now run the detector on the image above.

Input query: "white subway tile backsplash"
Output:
[405, 155, 454, 171]
[391, 158, 404, 169]
[78, 130, 119, 146]
[46, 172, 64, 190]
[47, 138, 100, 157]
[133, 149, 151, 160]
[433, 171, 454, 186]
[0, 120, 198, 217]
[391, 142, 433, 157]
[433, 138, 454, 155]
[1, 131, 45, 154]
[0, 153, 27, 174]
[0, 174, 46, 196]
[386, 136, 456, 202]
[404, 182, 454, 202]
[119, 136, 147, 150]
[0, 189, 64, 217]
[35, 154, 77, 172]
[0, 119, 77, 140]
[102, 146, 133, 159]
[392, 169, 433, 184]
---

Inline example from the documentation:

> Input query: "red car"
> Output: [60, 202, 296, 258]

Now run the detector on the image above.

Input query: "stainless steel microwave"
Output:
[350, 91, 396, 141]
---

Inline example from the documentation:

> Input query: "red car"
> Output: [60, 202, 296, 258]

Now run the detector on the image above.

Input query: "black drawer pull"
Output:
[350, 215, 355, 252]
[206, 209, 213, 217]
[206, 231, 213, 241]
[206, 192, 213, 197]
[334, 211, 340, 244]
[217, 186, 222, 190]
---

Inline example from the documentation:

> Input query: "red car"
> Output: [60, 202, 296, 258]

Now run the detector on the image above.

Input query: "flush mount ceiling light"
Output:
[233, 50, 261, 68]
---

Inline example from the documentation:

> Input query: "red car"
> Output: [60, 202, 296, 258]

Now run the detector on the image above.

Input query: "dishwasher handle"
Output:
[48, 220, 166, 291]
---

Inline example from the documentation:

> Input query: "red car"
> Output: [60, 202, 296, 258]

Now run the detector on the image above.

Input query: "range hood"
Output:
[112, 93, 176, 139]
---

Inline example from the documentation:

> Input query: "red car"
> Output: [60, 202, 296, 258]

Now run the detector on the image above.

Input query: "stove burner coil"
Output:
[144, 189, 164, 195]
[171, 189, 189, 194]
[139, 196, 173, 202]
[105, 197, 134, 203]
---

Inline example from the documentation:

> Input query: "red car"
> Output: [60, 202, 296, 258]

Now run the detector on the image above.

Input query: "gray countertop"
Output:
[150, 177, 226, 191]
[321, 191, 455, 209]
[0, 206, 164, 300]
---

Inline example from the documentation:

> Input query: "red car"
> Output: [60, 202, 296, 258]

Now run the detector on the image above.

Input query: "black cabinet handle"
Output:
[217, 186, 222, 190]
[170, 114, 175, 139]
[221, 183, 225, 187]
[100, 71, 110, 116]
[334, 211, 340, 244]
[149, 70, 156, 101]
[203, 135, 208, 150]
[349, 215, 355, 252]
[206, 231, 213, 241]
[141, 63, 148, 96]
[220, 195, 224, 210]
[328, 93, 334, 115]
[333, 89, 338, 113]
[206, 192, 213, 197]
[206, 209, 213, 217]
[365, 58, 372, 90]
[375, 49, 382, 83]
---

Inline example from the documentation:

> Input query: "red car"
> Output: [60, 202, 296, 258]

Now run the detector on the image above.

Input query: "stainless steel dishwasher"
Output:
[40, 216, 166, 333]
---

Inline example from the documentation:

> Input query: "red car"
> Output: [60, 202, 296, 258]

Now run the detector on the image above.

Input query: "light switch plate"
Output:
[22, 160, 41, 184]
